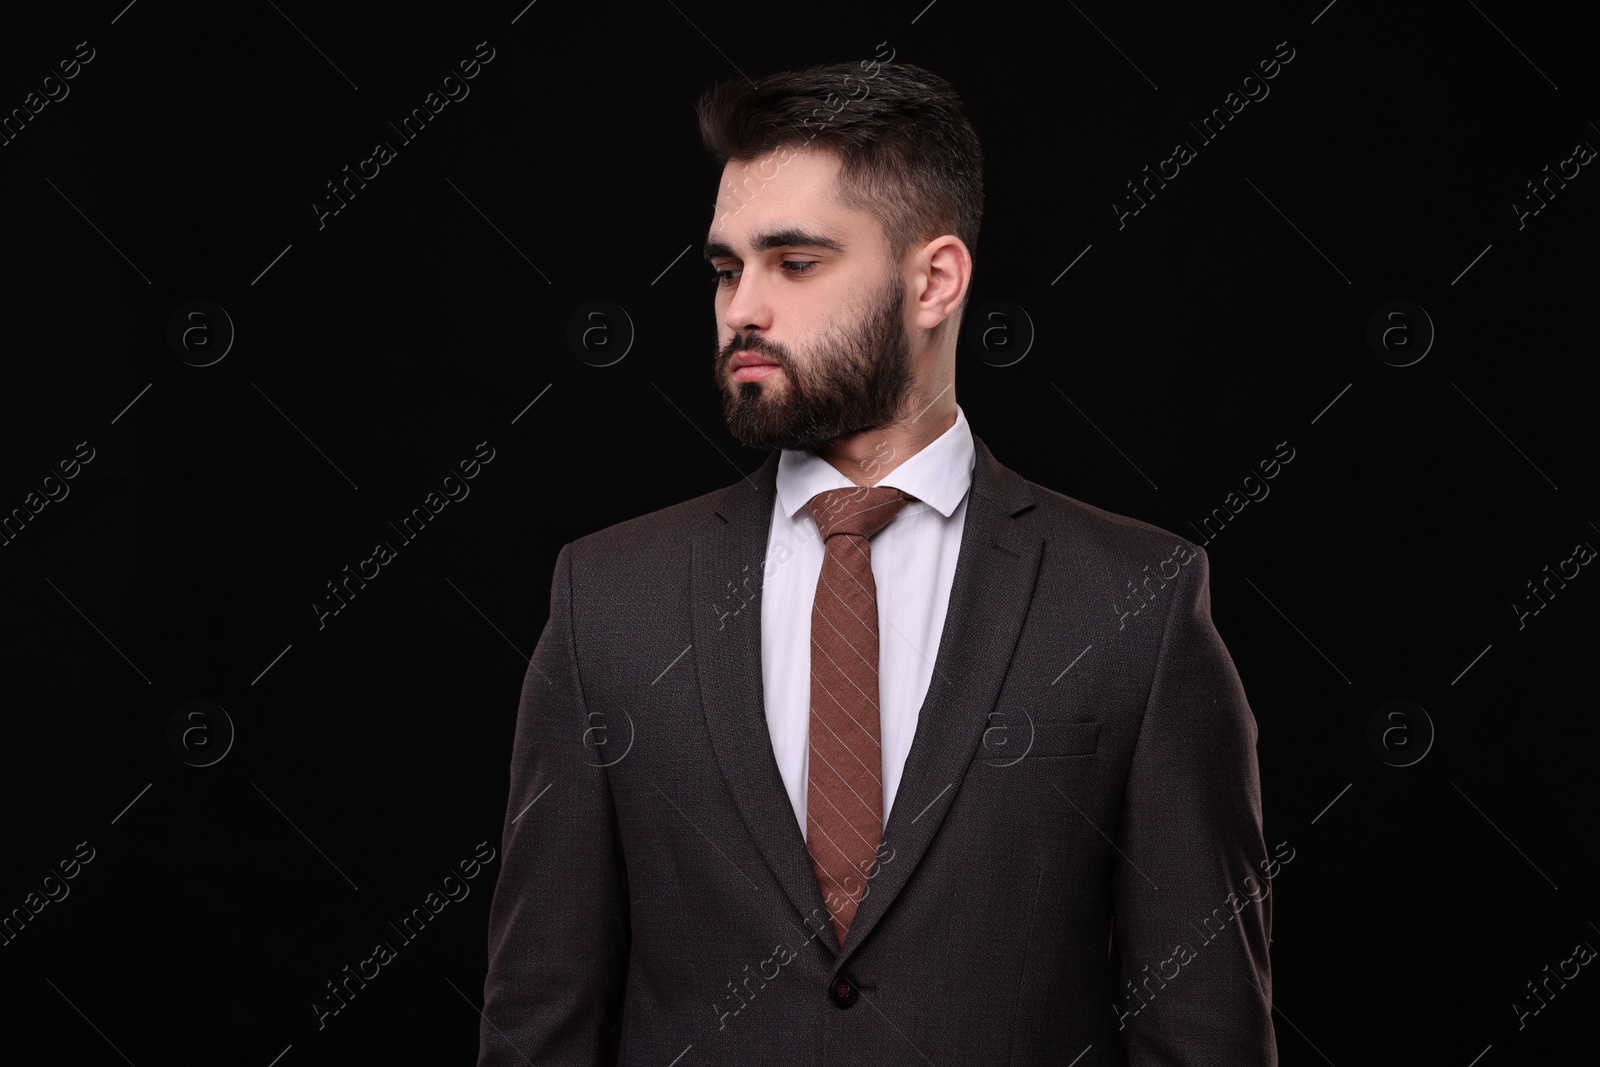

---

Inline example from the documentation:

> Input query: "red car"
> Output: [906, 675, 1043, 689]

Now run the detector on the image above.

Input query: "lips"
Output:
[730, 350, 780, 370]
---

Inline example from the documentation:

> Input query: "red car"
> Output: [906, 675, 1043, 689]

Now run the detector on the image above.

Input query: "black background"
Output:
[2, 0, 1596, 1063]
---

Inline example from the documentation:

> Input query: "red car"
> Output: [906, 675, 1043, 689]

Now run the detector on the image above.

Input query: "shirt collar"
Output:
[775, 403, 976, 522]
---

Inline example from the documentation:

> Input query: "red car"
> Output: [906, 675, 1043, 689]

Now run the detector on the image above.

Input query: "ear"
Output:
[910, 235, 972, 332]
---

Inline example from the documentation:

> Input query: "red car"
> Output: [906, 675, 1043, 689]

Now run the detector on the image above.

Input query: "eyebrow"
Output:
[702, 227, 847, 262]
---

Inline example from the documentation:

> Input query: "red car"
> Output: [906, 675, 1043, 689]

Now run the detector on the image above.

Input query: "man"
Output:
[478, 60, 1276, 1066]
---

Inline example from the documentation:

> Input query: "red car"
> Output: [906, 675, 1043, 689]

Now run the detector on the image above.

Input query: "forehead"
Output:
[706, 145, 879, 253]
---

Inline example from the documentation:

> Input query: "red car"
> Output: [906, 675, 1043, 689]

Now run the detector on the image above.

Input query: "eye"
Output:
[712, 260, 820, 287]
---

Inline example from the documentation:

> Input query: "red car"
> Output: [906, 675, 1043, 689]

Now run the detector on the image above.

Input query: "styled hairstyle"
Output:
[696, 60, 984, 282]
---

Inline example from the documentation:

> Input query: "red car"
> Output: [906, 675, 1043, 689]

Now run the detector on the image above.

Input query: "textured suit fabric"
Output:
[477, 433, 1276, 1066]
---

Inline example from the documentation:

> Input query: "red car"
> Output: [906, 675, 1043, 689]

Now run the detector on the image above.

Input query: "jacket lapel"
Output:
[832, 436, 1042, 968]
[692, 449, 834, 944]
[691, 436, 1043, 966]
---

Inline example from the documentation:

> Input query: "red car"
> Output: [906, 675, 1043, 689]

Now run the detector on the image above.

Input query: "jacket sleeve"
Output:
[1110, 543, 1277, 1065]
[478, 542, 630, 1066]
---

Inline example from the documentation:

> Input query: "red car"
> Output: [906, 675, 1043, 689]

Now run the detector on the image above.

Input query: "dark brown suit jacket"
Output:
[478, 434, 1276, 1065]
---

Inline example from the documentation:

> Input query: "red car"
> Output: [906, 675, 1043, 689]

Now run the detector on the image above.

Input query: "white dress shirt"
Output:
[760, 403, 976, 841]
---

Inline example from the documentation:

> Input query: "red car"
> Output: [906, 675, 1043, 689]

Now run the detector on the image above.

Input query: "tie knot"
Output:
[807, 485, 915, 542]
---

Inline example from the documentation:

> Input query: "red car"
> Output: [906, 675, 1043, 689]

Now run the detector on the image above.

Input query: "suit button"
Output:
[829, 976, 858, 1008]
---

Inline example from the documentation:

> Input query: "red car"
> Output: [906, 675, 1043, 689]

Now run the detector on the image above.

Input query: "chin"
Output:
[730, 374, 783, 401]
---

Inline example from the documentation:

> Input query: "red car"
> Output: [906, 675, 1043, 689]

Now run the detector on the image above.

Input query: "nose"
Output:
[720, 269, 771, 339]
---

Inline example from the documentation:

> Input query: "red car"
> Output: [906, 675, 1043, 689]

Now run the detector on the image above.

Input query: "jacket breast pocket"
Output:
[973, 718, 1102, 760]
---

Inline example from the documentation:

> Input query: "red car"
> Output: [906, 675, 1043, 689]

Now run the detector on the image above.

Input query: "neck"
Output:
[816, 390, 957, 487]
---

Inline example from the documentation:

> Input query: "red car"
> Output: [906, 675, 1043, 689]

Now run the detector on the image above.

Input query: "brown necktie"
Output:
[805, 483, 915, 946]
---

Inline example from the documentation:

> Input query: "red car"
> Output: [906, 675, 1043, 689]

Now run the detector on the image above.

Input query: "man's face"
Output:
[705, 146, 915, 453]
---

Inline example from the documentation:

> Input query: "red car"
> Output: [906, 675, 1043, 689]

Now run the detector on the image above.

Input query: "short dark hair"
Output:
[696, 61, 984, 276]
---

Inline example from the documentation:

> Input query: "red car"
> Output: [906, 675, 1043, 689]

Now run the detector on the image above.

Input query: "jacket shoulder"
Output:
[1019, 477, 1201, 570]
[562, 474, 752, 572]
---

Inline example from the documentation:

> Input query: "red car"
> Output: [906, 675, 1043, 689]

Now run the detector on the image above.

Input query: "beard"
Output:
[714, 270, 915, 453]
